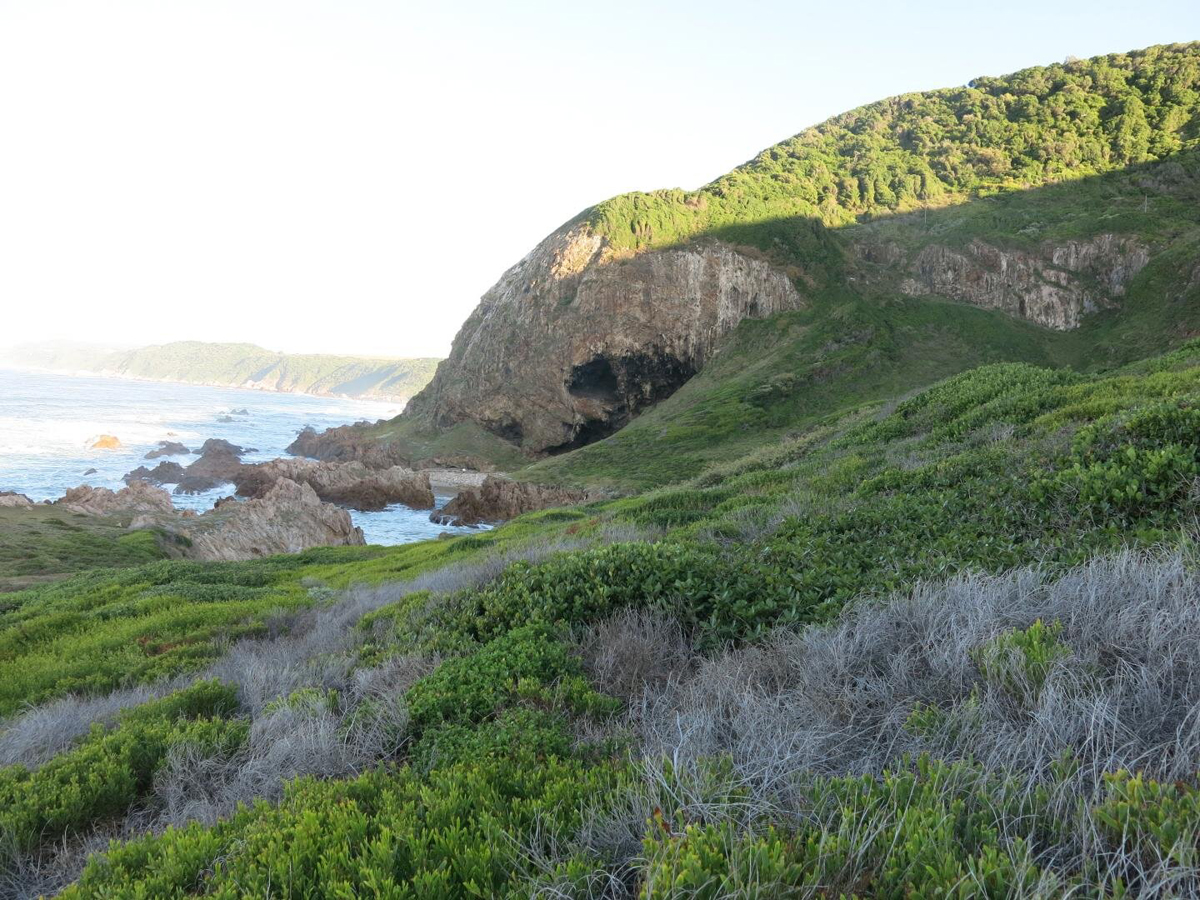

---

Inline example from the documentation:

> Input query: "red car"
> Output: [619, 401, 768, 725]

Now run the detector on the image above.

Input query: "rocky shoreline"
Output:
[2, 419, 594, 561]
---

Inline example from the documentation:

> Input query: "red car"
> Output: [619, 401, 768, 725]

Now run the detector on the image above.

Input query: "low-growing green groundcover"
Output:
[5, 339, 1200, 895]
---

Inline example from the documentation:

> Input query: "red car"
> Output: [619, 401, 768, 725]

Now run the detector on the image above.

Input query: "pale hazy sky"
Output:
[1, 1, 1196, 358]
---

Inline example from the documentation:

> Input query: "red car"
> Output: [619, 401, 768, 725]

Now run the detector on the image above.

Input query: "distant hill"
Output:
[0, 340, 441, 403]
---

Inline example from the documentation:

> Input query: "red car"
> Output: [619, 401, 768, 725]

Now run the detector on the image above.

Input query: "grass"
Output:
[0, 507, 172, 592]
[5, 338, 1200, 894]
[6, 41, 1200, 898]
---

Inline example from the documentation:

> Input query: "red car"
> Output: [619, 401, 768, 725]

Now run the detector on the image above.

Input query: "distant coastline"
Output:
[0, 340, 440, 404]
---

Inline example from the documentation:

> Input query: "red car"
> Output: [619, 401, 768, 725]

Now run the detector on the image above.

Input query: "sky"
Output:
[1, 1, 1197, 359]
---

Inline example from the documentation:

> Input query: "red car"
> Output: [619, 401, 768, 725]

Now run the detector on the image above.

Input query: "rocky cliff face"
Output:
[407, 223, 806, 454]
[856, 234, 1150, 330]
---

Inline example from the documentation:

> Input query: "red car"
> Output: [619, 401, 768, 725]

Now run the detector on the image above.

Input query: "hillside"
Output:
[1, 340, 440, 403]
[7, 41, 1200, 897]
[6, 337, 1200, 894]
[311, 42, 1200, 478]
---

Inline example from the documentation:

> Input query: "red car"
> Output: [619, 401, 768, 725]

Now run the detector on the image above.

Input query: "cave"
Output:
[548, 349, 697, 453]
[567, 356, 621, 403]
[485, 417, 524, 444]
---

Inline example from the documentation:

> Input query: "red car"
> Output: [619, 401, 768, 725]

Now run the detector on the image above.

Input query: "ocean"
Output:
[0, 368, 481, 545]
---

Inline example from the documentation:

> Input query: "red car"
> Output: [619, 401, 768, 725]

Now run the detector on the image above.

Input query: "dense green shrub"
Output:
[588, 44, 1200, 264]
[64, 755, 626, 899]
[0, 681, 242, 851]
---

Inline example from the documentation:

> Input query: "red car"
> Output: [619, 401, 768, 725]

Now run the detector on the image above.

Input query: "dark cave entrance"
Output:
[567, 356, 621, 403]
[548, 349, 697, 453]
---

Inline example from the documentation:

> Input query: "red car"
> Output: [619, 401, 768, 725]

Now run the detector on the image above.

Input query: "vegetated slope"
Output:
[4, 340, 441, 402]
[381, 41, 1200, 468]
[0, 506, 170, 593]
[5, 338, 1200, 895]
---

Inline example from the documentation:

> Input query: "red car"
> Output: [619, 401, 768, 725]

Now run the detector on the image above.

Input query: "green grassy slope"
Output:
[0, 506, 173, 593]
[587, 43, 1200, 267]
[521, 143, 1200, 490]
[6, 338, 1200, 895]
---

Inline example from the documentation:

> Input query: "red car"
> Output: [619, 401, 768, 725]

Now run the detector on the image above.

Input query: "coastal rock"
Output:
[193, 438, 255, 456]
[233, 458, 435, 511]
[82, 468, 97, 476]
[56, 481, 175, 517]
[877, 234, 1150, 330]
[89, 435, 122, 450]
[0, 491, 33, 509]
[174, 440, 253, 493]
[124, 461, 187, 486]
[431, 476, 594, 526]
[407, 224, 806, 453]
[288, 425, 412, 468]
[145, 441, 190, 459]
[182, 479, 365, 561]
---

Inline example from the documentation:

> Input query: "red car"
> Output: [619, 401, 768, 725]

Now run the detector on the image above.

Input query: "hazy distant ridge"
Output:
[1, 340, 441, 402]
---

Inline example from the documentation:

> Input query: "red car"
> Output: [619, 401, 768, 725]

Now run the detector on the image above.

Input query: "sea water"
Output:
[0, 368, 481, 545]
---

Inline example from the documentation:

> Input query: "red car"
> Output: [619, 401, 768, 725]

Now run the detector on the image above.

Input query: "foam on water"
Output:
[0, 368, 483, 545]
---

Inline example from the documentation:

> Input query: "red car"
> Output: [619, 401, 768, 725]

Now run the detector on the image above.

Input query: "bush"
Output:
[0, 681, 241, 852]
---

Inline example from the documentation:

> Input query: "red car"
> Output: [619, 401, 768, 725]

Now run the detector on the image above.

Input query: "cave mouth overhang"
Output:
[543, 348, 698, 454]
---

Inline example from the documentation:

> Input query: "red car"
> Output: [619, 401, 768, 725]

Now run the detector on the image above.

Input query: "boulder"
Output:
[193, 438, 255, 456]
[145, 441, 190, 459]
[183, 479, 365, 561]
[431, 476, 594, 526]
[82, 468, 98, 476]
[174, 440, 253, 493]
[0, 491, 33, 509]
[89, 435, 122, 450]
[124, 461, 187, 486]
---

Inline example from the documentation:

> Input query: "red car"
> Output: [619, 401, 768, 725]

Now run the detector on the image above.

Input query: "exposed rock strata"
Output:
[431, 476, 595, 526]
[56, 481, 176, 517]
[177, 479, 364, 561]
[857, 234, 1150, 330]
[97, 478, 365, 560]
[233, 459, 435, 511]
[407, 224, 806, 454]
[288, 424, 412, 468]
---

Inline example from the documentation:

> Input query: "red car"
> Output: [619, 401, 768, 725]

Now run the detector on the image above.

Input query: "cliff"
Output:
[407, 229, 805, 453]
[298, 43, 1200, 481]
